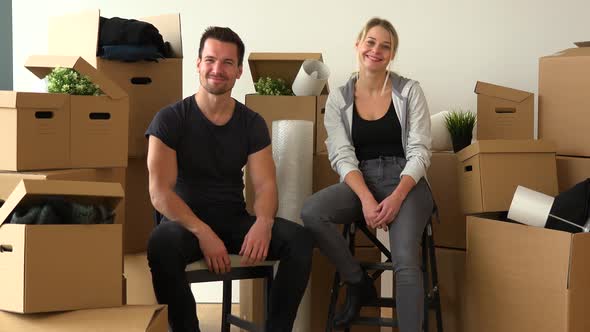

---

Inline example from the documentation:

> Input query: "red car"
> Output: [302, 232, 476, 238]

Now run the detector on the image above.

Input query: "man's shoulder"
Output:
[234, 100, 264, 124]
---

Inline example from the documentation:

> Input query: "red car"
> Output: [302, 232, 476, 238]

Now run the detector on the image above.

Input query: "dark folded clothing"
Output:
[546, 178, 590, 233]
[98, 16, 170, 57]
[9, 197, 115, 225]
[99, 44, 164, 62]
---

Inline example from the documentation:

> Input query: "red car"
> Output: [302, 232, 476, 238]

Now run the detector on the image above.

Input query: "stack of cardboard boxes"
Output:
[428, 80, 561, 332]
[0, 8, 184, 329]
[462, 44, 590, 331]
[44, 9, 184, 305]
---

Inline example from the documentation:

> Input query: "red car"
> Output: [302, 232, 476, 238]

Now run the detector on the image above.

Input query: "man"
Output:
[145, 26, 313, 332]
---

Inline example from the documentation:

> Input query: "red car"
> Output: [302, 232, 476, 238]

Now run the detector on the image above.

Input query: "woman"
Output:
[301, 17, 433, 332]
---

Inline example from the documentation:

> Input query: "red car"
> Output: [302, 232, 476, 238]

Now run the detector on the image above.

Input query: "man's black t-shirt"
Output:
[145, 95, 270, 218]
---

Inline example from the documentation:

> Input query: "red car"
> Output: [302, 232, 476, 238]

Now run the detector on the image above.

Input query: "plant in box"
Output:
[444, 109, 476, 152]
[254, 76, 293, 96]
[47, 67, 102, 96]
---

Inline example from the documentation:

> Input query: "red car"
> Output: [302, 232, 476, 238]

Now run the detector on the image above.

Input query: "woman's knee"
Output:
[300, 195, 324, 227]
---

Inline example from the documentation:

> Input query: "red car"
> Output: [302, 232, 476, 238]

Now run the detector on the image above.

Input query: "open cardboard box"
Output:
[0, 305, 167, 332]
[48, 9, 183, 157]
[457, 140, 558, 214]
[465, 213, 590, 331]
[474, 81, 534, 140]
[0, 179, 124, 313]
[0, 55, 129, 171]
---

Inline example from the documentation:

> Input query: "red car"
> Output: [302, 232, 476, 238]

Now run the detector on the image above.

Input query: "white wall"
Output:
[12, 0, 590, 300]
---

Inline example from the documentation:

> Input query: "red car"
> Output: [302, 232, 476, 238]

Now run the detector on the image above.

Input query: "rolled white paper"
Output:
[430, 111, 453, 151]
[292, 59, 330, 96]
[508, 186, 555, 228]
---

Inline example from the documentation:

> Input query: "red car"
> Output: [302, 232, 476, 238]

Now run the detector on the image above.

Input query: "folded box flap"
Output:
[474, 81, 532, 103]
[0, 91, 68, 109]
[248, 52, 329, 94]
[567, 233, 590, 290]
[25, 55, 127, 100]
[0, 305, 167, 331]
[48, 9, 100, 68]
[457, 139, 556, 161]
[141, 13, 183, 58]
[0, 179, 124, 227]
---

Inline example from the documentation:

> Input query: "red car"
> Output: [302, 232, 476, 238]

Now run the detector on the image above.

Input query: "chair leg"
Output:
[221, 280, 231, 332]
[426, 223, 444, 332]
[263, 267, 273, 332]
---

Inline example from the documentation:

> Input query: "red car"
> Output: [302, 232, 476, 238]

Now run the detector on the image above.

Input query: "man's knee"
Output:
[147, 222, 188, 267]
[275, 219, 314, 261]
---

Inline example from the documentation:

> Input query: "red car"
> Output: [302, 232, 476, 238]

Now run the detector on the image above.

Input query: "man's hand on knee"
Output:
[197, 226, 231, 274]
[240, 218, 273, 265]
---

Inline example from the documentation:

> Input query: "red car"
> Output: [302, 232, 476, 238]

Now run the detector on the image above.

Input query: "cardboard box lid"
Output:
[474, 81, 532, 103]
[25, 55, 127, 100]
[0, 179, 124, 227]
[542, 46, 590, 59]
[574, 41, 590, 47]
[0, 305, 167, 331]
[0, 91, 68, 109]
[457, 139, 556, 162]
[48, 9, 183, 67]
[248, 52, 329, 94]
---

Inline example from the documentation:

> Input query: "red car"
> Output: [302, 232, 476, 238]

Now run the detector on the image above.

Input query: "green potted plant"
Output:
[444, 109, 476, 153]
[47, 67, 102, 96]
[254, 77, 293, 96]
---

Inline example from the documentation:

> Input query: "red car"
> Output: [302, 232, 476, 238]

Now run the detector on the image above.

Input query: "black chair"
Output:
[325, 214, 443, 332]
[154, 211, 276, 332]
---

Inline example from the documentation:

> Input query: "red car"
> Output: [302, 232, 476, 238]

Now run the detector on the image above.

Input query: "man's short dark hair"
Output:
[198, 26, 245, 66]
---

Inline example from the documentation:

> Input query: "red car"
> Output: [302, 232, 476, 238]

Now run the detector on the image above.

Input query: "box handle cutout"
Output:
[321, 107, 326, 114]
[89, 113, 111, 120]
[35, 111, 54, 119]
[131, 77, 153, 85]
[464, 165, 473, 173]
[0, 245, 13, 253]
[495, 107, 516, 114]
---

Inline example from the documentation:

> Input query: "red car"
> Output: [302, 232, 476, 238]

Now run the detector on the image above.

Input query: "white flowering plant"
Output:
[254, 77, 293, 96]
[47, 67, 102, 96]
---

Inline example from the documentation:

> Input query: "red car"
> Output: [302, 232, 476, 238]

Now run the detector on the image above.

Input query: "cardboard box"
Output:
[427, 152, 466, 249]
[0, 55, 129, 170]
[457, 140, 558, 214]
[556, 156, 590, 192]
[125, 157, 154, 254]
[0, 305, 168, 331]
[48, 9, 183, 157]
[539, 45, 590, 157]
[0, 168, 126, 225]
[0, 180, 123, 313]
[124, 252, 158, 305]
[474, 81, 534, 140]
[464, 214, 590, 332]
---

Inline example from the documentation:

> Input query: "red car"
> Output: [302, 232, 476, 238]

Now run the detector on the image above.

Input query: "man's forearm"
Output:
[252, 183, 277, 224]
[151, 190, 209, 237]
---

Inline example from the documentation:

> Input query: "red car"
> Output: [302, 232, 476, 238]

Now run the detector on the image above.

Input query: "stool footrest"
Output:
[353, 316, 398, 327]
[360, 262, 393, 271]
[226, 315, 263, 332]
